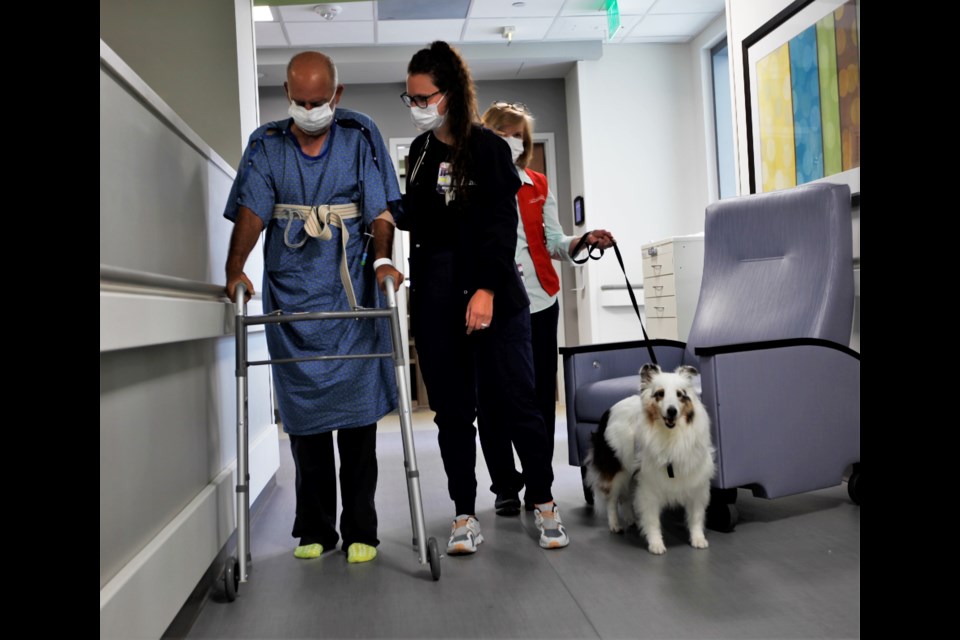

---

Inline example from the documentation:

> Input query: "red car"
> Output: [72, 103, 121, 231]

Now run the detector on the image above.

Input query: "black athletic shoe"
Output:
[495, 493, 521, 516]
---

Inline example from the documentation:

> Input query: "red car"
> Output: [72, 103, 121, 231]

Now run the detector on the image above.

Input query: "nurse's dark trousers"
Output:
[412, 254, 554, 516]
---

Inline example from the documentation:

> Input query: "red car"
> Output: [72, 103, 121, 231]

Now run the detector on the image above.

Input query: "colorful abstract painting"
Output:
[757, 45, 795, 192]
[754, 0, 860, 193]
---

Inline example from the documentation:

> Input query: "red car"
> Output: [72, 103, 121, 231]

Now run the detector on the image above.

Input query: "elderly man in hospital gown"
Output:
[224, 51, 403, 564]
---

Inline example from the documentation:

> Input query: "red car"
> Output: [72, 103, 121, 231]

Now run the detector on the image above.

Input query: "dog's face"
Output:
[639, 364, 699, 430]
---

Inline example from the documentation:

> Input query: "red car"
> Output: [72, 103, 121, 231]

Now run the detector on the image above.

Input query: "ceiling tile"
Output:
[468, 0, 566, 19]
[629, 11, 716, 37]
[276, 2, 375, 22]
[255, 22, 288, 47]
[649, 0, 725, 14]
[617, 0, 657, 14]
[379, 0, 471, 20]
[463, 17, 556, 42]
[546, 15, 609, 39]
[377, 19, 466, 44]
[285, 20, 376, 46]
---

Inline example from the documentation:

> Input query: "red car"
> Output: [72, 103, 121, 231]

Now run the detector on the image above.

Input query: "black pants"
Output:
[413, 265, 553, 516]
[289, 424, 379, 550]
[478, 299, 560, 497]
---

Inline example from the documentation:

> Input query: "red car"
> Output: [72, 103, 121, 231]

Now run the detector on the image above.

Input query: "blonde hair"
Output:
[481, 104, 534, 169]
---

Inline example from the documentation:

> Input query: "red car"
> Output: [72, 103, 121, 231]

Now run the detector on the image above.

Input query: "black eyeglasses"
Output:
[491, 101, 530, 113]
[401, 91, 442, 108]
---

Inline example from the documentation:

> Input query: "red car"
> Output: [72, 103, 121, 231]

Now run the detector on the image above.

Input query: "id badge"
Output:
[436, 162, 452, 194]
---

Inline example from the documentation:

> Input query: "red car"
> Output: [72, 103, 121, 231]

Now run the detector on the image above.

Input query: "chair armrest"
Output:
[694, 337, 859, 360]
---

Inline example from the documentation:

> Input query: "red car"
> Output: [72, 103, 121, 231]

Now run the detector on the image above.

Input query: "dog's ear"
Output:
[676, 365, 699, 381]
[640, 363, 661, 387]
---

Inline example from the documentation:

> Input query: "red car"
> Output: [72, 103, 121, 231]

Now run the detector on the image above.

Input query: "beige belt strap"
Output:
[272, 203, 363, 309]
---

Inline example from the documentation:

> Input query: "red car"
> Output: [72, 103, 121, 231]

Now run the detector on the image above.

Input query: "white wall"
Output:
[565, 44, 710, 346]
[100, 29, 276, 640]
[100, 0, 246, 168]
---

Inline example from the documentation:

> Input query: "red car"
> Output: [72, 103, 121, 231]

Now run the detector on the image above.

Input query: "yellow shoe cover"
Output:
[293, 543, 323, 559]
[347, 543, 377, 564]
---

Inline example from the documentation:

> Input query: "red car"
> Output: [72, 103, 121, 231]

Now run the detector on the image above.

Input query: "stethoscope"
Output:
[408, 135, 431, 186]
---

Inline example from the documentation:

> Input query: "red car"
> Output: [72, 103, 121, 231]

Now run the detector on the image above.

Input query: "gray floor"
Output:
[185, 410, 860, 639]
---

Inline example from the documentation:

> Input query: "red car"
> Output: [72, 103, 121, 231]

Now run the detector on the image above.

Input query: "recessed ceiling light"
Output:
[253, 6, 274, 22]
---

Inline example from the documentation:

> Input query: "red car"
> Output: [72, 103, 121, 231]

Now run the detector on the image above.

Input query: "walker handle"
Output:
[383, 275, 397, 309]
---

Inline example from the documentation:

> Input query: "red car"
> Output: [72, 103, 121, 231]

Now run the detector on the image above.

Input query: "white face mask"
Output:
[288, 101, 335, 135]
[501, 135, 525, 164]
[410, 94, 446, 132]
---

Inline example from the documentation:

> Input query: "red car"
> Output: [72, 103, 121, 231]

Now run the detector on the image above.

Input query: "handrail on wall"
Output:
[100, 264, 229, 301]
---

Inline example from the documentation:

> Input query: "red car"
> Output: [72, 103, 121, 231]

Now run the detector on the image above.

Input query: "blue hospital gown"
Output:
[224, 110, 403, 435]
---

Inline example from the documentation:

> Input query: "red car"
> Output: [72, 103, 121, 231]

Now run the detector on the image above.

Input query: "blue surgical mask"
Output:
[289, 101, 335, 134]
[410, 94, 446, 132]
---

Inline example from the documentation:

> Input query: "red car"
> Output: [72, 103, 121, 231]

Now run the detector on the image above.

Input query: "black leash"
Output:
[571, 233, 658, 366]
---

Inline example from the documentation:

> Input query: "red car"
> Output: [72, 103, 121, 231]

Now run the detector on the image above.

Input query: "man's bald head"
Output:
[287, 51, 339, 95]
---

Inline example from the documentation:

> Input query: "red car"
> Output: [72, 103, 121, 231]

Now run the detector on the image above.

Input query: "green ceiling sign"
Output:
[605, 0, 621, 42]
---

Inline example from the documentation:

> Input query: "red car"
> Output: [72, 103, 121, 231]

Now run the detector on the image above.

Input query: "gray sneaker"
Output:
[447, 515, 483, 555]
[534, 503, 570, 549]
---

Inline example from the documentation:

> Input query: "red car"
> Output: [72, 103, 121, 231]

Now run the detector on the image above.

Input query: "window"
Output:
[711, 39, 736, 199]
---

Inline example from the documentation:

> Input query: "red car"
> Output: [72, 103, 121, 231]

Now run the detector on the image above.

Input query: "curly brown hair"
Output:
[407, 41, 479, 194]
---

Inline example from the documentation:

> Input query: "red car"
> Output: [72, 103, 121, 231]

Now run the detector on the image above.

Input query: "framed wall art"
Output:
[743, 0, 860, 196]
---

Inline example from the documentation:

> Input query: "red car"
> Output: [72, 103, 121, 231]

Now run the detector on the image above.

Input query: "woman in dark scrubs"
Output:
[399, 41, 570, 554]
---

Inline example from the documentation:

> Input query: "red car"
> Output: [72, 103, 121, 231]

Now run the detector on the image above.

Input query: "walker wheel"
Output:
[427, 537, 441, 581]
[847, 470, 860, 505]
[223, 557, 239, 602]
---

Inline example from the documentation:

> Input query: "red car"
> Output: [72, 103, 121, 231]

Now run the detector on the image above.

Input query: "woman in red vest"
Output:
[480, 102, 615, 515]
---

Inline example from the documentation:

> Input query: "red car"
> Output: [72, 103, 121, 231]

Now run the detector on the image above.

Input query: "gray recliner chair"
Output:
[560, 182, 860, 528]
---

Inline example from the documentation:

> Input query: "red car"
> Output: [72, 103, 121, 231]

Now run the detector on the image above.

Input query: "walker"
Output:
[223, 275, 441, 600]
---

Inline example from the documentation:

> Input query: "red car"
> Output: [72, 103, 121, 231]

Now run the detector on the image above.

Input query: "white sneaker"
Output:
[534, 503, 570, 549]
[447, 514, 483, 555]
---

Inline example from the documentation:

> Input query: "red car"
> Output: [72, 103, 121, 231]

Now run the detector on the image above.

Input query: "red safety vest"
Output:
[518, 169, 560, 297]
